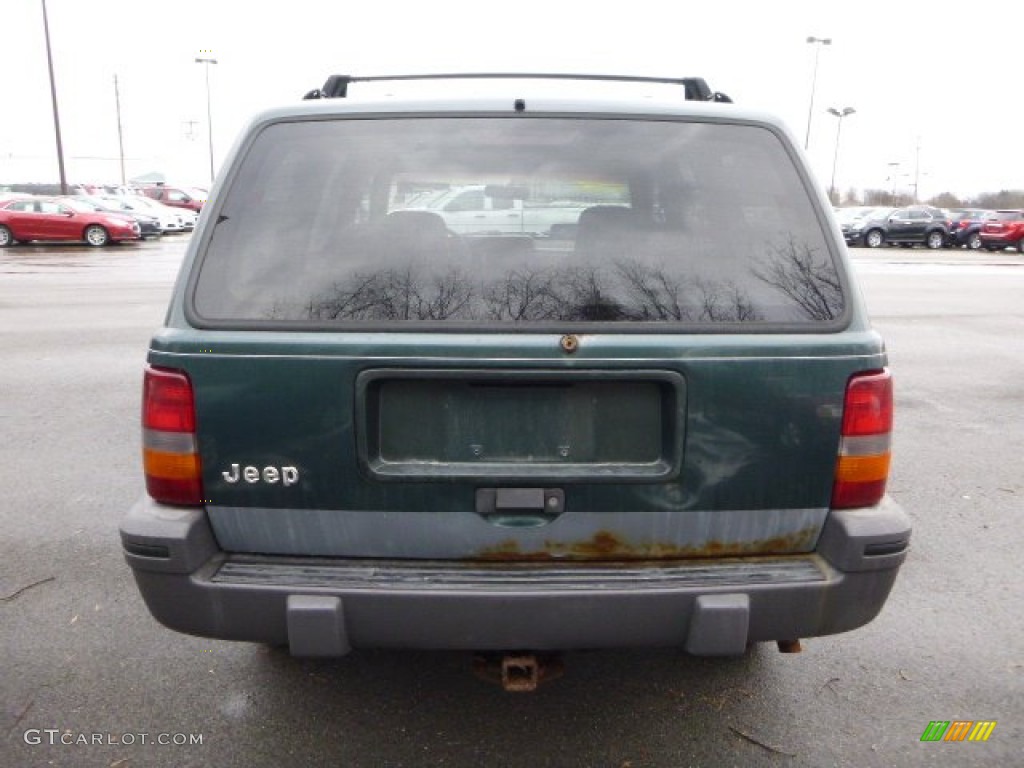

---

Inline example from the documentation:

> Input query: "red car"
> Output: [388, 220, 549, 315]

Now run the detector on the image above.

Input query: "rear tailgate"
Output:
[150, 331, 881, 561]
[161, 111, 878, 563]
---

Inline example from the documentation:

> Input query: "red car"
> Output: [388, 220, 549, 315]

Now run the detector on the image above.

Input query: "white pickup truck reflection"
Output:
[403, 184, 586, 237]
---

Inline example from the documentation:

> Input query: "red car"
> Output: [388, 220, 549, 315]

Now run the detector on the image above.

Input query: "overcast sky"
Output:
[2, 0, 1021, 200]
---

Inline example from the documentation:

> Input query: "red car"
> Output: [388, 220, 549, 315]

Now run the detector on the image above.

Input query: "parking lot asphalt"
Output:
[1, 236, 1022, 767]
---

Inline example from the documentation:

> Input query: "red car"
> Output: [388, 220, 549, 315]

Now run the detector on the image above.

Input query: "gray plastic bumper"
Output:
[120, 496, 911, 656]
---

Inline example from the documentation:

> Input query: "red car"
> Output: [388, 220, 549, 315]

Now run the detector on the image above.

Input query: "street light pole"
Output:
[827, 107, 855, 205]
[804, 36, 832, 151]
[194, 54, 218, 183]
[40, 0, 68, 195]
[114, 74, 126, 185]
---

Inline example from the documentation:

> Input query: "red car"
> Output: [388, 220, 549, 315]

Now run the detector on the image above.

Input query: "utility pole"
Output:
[114, 75, 126, 185]
[41, 0, 68, 194]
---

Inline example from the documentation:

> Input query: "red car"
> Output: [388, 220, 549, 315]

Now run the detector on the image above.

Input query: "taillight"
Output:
[832, 369, 892, 509]
[142, 365, 203, 505]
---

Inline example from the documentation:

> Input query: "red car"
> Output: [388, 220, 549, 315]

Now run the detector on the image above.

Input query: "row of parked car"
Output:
[836, 205, 1024, 251]
[0, 188, 200, 248]
[3, 182, 208, 213]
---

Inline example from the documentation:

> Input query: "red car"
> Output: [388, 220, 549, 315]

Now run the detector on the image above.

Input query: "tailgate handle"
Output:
[476, 488, 565, 525]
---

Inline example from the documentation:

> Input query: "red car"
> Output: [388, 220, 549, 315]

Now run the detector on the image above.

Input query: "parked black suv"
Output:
[882, 206, 950, 249]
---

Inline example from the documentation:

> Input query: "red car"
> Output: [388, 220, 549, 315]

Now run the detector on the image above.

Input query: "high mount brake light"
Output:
[832, 369, 892, 509]
[142, 366, 203, 506]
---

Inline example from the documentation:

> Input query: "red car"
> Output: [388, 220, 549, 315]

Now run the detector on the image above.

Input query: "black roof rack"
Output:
[302, 73, 732, 103]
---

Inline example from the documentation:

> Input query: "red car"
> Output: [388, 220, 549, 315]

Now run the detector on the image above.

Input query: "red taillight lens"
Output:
[832, 369, 893, 509]
[840, 371, 893, 435]
[142, 365, 203, 506]
[143, 367, 196, 432]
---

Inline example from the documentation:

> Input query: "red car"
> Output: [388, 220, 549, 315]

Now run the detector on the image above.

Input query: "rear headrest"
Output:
[381, 210, 449, 239]
[577, 205, 636, 230]
[371, 209, 455, 262]
[575, 205, 637, 257]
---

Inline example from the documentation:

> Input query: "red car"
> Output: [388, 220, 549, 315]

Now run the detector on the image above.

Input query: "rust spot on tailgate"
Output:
[478, 527, 818, 562]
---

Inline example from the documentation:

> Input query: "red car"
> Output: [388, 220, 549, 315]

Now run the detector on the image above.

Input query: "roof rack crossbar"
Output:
[303, 73, 731, 103]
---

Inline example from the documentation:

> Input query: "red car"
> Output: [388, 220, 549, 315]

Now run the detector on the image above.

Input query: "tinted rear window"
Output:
[193, 117, 844, 327]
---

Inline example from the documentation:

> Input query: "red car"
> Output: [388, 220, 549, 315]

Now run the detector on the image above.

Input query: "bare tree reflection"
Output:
[615, 260, 691, 320]
[697, 280, 760, 322]
[551, 267, 629, 321]
[753, 236, 844, 321]
[479, 266, 629, 321]
[302, 266, 474, 321]
[615, 260, 761, 322]
[482, 269, 563, 321]
[260, 251, 830, 324]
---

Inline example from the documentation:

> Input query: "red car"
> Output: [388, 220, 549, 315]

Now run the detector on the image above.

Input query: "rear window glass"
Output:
[193, 117, 844, 327]
[994, 211, 1024, 221]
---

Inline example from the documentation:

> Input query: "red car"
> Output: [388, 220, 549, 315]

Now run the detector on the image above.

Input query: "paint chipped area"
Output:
[477, 527, 820, 561]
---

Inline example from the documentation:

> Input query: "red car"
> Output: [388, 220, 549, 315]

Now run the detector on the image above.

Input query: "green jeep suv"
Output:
[121, 74, 910, 681]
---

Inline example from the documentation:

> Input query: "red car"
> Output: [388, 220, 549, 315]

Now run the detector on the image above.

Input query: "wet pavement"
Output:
[1, 236, 1022, 767]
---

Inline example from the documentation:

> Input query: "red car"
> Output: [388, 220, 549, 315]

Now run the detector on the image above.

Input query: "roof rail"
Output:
[302, 74, 732, 103]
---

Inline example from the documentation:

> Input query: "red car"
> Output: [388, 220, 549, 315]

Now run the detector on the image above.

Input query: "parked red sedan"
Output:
[0, 197, 140, 247]
[979, 209, 1024, 252]
[139, 184, 206, 213]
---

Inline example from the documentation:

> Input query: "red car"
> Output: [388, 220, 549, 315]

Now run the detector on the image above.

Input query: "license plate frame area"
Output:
[356, 369, 686, 482]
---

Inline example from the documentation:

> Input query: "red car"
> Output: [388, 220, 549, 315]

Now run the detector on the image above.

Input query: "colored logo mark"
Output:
[920, 721, 996, 742]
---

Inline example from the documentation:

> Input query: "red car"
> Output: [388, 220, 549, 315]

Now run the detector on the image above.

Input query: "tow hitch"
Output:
[472, 652, 565, 692]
